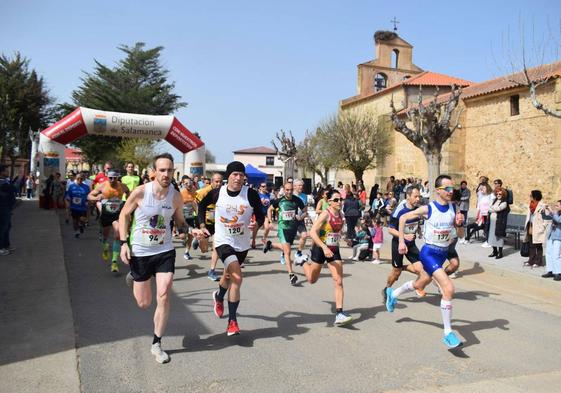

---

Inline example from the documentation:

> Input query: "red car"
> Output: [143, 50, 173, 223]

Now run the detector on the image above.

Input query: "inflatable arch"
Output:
[37, 107, 204, 177]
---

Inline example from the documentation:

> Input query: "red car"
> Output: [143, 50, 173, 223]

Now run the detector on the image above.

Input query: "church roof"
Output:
[461, 61, 561, 100]
[402, 71, 473, 87]
[233, 146, 277, 155]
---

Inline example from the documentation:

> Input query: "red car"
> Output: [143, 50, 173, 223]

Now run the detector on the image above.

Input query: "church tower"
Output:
[356, 31, 423, 96]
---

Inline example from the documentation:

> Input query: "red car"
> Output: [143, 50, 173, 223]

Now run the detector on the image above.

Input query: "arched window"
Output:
[403, 75, 411, 80]
[392, 49, 399, 68]
[374, 73, 387, 91]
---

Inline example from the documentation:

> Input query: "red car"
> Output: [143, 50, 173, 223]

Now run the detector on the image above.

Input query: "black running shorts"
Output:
[70, 209, 87, 219]
[100, 212, 120, 227]
[216, 244, 248, 267]
[391, 238, 420, 268]
[310, 244, 341, 264]
[130, 249, 176, 282]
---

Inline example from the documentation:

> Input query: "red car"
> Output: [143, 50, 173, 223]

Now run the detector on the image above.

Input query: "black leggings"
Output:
[465, 222, 484, 241]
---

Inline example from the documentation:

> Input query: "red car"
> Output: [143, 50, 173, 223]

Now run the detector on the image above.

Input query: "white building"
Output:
[232, 146, 286, 185]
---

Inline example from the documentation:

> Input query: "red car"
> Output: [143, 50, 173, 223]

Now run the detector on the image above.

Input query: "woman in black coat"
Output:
[343, 192, 361, 240]
[488, 187, 510, 259]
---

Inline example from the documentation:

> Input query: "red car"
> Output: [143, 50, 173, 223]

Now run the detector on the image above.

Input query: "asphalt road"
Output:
[52, 213, 561, 393]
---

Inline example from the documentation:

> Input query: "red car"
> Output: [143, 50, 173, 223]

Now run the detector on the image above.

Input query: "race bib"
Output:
[139, 227, 167, 246]
[325, 232, 340, 247]
[433, 229, 451, 243]
[183, 204, 196, 219]
[72, 197, 82, 205]
[103, 198, 123, 214]
[225, 223, 244, 236]
[281, 210, 296, 221]
[404, 222, 418, 234]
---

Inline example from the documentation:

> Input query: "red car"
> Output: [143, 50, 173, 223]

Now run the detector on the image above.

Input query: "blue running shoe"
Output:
[385, 287, 396, 312]
[207, 269, 219, 282]
[280, 254, 285, 265]
[443, 332, 462, 348]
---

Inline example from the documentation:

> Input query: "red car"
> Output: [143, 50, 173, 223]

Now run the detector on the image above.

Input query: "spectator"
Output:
[52, 172, 65, 210]
[357, 184, 367, 209]
[0, 165, 16, 256]
[350, 223, 370, 261]
[542, 200, 561, 280]
[371, 192, 385, 219]
[420, 180, 430, 204]
[386, 176, 395, 194]
[368, 183, 379, 207]
[487, 187, 510, 259]
[465, 183, 492, 243]
[458, 180, 470, 243]
[523, 190, 548, 268]
[343, 191, 361, 240]
[25, 175, 34, 199]
[370, 218, 384, 264]
[315, 189, 329, 215]
[43, 174, 54, 210]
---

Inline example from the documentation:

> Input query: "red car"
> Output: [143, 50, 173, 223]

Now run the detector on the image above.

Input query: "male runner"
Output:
[119, 153, 187, 363]
[387, 175, 465, 348]
[180, 177, 198, 260]
[262, 181, 306, 285]
[88, 170, 130, 272]
[65, 173, 90, 238]
[382, 185, 427, 302]
[251, 182, 270, 249]
[195, 173, 223, 281]
[299, 189, 353, 325]
[121, 162, 141, 197]
[293, 179, 310, 263]
[93, 161, 112, 189]
[194, 161, 264, 336]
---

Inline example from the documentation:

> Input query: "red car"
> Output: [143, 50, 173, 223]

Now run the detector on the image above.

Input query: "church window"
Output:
[510, 95, 520, 116]
[374, 73, 387, 91]
[392, 49, 400, 68]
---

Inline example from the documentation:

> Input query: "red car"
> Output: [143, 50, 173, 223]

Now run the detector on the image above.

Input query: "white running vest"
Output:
[214, 185, 254, 252]
[130, 182, 176, 257]
[424, 201, 456, 248]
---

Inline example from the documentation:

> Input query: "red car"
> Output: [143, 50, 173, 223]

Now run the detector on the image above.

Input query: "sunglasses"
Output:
[437, 186, 454, 192]
[108, 177, 116, 180]
[330, 198, 342, 202]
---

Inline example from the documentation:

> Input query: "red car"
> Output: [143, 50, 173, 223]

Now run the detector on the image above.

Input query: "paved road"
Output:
[2, 201, 561, 392]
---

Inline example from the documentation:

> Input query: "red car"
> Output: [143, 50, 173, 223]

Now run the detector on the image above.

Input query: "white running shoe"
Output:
[371, 259, 381, 265]
[481, 242, 491, 248]
[151, 342, 170, 364]
[0, 249, 9, 256]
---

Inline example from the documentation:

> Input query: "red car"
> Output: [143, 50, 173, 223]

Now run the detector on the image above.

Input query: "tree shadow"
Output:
[396, 316, 510, 357]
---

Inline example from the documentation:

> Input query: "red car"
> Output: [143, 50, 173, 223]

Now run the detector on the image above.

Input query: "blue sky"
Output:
[1, 0, 559, 163]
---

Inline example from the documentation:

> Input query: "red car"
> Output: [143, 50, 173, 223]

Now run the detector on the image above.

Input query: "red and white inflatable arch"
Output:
[42, 107, 203, 152]
[37, 107, 203, 177]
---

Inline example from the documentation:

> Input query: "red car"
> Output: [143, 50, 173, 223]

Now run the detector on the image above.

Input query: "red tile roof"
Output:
[461, 61, 561, 100]
[233, 146, 277, 155]
[402, 71, 473, 87]
[341, 71, 472, 107]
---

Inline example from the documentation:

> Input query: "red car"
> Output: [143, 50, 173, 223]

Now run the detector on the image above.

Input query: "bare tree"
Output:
[272, 129, 297, 180]
[390, 85, 463, 188]
[296, 128, 338, 184]
[324, 109, 391, 182]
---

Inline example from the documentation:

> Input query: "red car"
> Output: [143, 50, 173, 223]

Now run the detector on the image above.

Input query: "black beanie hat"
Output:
[225, 161, 246, 178]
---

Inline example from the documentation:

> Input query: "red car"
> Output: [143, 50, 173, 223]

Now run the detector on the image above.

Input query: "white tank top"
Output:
[424, 201, 456, 248]
[130, 182, 177, 257]
[214, 185, 254, 252]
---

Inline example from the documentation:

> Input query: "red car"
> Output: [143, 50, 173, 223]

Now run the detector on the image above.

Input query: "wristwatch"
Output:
[120, 240, 128, 246]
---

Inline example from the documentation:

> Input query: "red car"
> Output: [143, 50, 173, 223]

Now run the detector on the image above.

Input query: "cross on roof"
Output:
[391, 17, 399, 31]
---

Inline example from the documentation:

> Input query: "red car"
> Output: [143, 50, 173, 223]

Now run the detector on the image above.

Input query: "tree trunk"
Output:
[425, 152, 441, 197]
[354, 169, 364, 184]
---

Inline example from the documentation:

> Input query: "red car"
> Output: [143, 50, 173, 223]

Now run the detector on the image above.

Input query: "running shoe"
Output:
[289, 273, 298, 285]
[183, 251, 193, 260]
[207, 269, 219, 282]
[212, 290, 224, 318]
[263, 240, 272, 254]
[227, 320, 240, 336]
[334, 312, 353, 326]
[443, 332, 462, 348]
[102, 244, 110, 261]
[294, 254, 308, 266]
[192, 239, 199, 250]
[371, 259, 381, 264]
[151, 342, 170, 364]
[111, 261, 119, 273]
[74, 233, 80, 239]
[125, 271, 134, 287]
[385, 287, 396, 312]
[280, 254, 285, 265]
[0, 249, 9, 256]
[415, 289, 426, 297]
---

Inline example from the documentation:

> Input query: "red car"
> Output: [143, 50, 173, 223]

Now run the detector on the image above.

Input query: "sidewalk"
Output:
[0, 200, 80, 393]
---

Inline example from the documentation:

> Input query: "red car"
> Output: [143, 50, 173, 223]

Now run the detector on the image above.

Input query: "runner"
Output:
[262, 181, 306, 285]
[121, 162, 141, 197]
[93, 161, 112, 189]
[382, 185, 427, 302]
[119, 153, 187, 364]
[65, 173, 90, 238]
[195, 173, 224, 281]
[194, 161, 264, 336]
[387, 175, 465, 348]
[299, 189, 353, 326]
[180, 177, 198, 260]
[252, 182, 270, 249]
[88, 170, 130, 273]
[293, 179, 310, 264]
